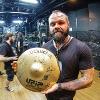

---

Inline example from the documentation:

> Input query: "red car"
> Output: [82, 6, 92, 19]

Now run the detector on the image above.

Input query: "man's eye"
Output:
[50, 23, 55, 26]
[59, 22, 64, 25]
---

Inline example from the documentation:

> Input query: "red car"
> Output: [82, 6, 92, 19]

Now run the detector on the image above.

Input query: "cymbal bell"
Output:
[16, 48, 60, 92]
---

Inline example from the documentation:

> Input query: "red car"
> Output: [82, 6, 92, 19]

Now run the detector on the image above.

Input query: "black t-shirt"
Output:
[0, 41, 15, 69]
[42, 37, 94, 98]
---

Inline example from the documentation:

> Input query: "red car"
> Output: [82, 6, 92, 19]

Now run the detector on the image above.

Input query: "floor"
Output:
[0, 69, 100, 100]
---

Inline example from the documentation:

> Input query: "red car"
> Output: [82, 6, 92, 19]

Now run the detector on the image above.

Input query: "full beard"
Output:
[53, 29, 69, 44]
[10, 40, 14, 45]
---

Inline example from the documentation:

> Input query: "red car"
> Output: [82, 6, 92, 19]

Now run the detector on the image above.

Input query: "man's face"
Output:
[10, 36, 15, 44]
[49, 12, 69, 43]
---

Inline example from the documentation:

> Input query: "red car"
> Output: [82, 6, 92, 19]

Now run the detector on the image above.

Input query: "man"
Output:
[16, 32, 24, 56]
[11, 10, 94, 100]
[41, 10, 94, 100]
[0, 33, 18, 91]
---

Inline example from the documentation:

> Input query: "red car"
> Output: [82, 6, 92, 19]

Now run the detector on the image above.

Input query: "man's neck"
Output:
[56, 35, 71, 49]
[6, 40, 11, 45]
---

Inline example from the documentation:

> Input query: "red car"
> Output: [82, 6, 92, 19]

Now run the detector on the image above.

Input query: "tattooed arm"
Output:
[60, 67, 94, 91]
[42, 67, 94, 94]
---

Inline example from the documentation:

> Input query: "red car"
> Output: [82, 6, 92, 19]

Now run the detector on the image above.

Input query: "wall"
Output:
[68, 2, 100, 69]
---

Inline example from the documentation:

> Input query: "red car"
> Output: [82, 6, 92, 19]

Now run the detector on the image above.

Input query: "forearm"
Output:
[0, 56, 13, 62]
[59, 68, 94, 91]
[60, 77, 92, 91]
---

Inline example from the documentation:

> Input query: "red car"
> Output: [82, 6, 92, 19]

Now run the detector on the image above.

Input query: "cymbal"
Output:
[16, 48, 60, 92]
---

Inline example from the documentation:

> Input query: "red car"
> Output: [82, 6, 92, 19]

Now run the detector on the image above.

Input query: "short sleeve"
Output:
[79, 43, 94, 70]
[0, 44, 7, 56]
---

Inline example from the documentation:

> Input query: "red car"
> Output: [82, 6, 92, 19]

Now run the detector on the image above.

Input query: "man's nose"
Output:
[54, 23, 60, 28]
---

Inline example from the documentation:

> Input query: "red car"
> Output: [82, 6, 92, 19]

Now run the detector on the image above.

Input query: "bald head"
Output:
[49, 10, 69, 25]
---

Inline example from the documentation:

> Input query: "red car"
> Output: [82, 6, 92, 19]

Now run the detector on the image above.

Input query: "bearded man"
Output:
[0, 33, 18, 91]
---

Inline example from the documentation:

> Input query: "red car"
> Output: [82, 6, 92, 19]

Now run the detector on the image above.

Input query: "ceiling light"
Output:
[13, 20, 23, 24]
[20, 0, 38, 4]
[0, 20, 5, 24]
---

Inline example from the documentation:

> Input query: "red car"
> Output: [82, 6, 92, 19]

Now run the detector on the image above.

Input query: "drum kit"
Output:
[9, 48, 60, 92]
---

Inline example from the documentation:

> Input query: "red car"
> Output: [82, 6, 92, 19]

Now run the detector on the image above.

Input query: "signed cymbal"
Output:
[16, 48, 60, 92]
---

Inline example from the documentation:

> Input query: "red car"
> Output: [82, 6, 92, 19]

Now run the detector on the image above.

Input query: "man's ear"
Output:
[68, 21, 70, 28]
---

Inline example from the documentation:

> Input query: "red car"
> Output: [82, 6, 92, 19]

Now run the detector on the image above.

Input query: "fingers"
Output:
[14, 56, 18, 60]
[42, 89, 52, 94]
[11, 61, 18, 72]
[41, 84, 58, 94]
